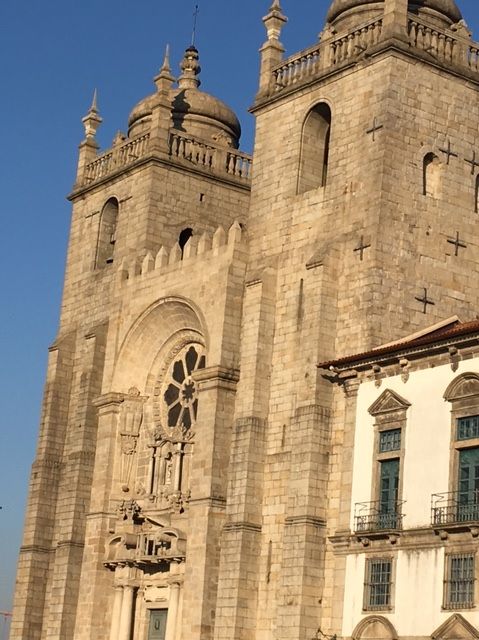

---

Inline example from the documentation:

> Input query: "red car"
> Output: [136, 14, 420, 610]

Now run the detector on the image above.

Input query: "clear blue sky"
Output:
[0, 0, 478, 621]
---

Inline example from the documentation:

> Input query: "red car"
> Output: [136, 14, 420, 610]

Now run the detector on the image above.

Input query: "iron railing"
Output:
[431, 491, 479, 526]
[354, 500, 404, 533]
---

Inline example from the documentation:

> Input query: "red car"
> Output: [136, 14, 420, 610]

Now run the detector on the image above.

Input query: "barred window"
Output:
[457, 416, 479, 441]
[364, 558, 392, 611]
[444, 554, 475, 609]
[379, 429, 401, 453]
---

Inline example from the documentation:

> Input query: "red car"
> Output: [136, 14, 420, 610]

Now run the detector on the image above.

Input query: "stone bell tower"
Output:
[10, 44, 251, 640]
[213, 0, 479, 639]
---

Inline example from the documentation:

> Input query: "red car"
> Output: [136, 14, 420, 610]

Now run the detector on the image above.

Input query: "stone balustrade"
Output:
[269, 13, 479, 97]
[272, 16, 383, 93]
[169, 131, 252, 181]
[226, 150, 252, 180]
[83, 133, 150, 185]
[408, 17, 457, 64]
[469, 44, 479, 72]
[169, 132, 216, 169]
[330, 17, 382, 65]
[273, 43, 322, 91]
[80, 131, 252, 188]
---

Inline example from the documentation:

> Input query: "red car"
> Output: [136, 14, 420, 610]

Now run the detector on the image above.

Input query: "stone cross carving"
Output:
[439, 140, 458, 165]
[354, 236, 371, 261]
[415, 288, 435, 314]
[447, 231, 467, 257]
[465, 151, 479, 175]
[366, 118, 383, 141]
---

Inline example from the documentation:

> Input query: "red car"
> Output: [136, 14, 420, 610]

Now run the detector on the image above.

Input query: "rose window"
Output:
[163, 345, 206, 429]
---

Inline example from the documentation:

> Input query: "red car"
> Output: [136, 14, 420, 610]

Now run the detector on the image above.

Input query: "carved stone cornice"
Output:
[223, 520, 262, 534]
[93, 392, 126, 409]
[284, 515, 327, 529]
[193, 365, 240, 392]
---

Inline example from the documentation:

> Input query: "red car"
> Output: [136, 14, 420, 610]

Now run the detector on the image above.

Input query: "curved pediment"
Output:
[444, 373, 479, 402]
[368, 389, 411, 416]
[352, 615, 398, 640]
[432, 613, 479, 640]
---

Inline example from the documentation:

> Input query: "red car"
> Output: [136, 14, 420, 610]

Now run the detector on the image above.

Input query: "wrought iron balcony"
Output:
[431, 491, 479, 528]
[354, 501, 405, 534]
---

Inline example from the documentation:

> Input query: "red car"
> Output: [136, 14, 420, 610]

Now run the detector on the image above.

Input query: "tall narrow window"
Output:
[475, 175, 479, 213]
[423, 152, 441, 197]
[364, 558, 393, 611]
[444, 554, 475, 609]
[298, 103, 331, 194]
[96, 198, 119, 268]
[457, 447, 479, 522]
[378, 457, 400, 529]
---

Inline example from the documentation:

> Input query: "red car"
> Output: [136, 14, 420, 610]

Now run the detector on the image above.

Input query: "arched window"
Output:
[423, 153, 441, 197]
[178, 227, 193, 259]
[298, 102, 331, 194]
[96, 198, 119, 268]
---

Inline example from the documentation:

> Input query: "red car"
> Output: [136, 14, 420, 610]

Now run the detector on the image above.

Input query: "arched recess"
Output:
[112, 296, 209, 394]
[96, 197, 119, 268]
[297, 102, 331, 194]
[444, 372, 479, 402]
[352, 615, 398, 640]
[178, 227, 193, 258]
[423, 152, 441, 197]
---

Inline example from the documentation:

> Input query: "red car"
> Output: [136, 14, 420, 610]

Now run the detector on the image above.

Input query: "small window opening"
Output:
[423, 153, 441, 198]
[475, 175, 479, 214]
[178, 227, 193, 259]
[199, 193, 205, 202]
[96, 198, 119, 269]
[298, 102, 332, 194]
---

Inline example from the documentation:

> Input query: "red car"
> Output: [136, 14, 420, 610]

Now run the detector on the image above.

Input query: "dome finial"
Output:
[178, 45, 201, 90]
[82, 89, 102, 140]
[155, 44, 176, 92]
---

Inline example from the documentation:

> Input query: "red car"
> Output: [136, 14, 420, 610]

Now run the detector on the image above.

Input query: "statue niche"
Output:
[118, 387, 146, 493]
[147, 342, 206, 513]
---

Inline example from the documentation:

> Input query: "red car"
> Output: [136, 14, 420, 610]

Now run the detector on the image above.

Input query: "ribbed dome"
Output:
[127, 46, 241, 148]
[326, 0, 462, 30]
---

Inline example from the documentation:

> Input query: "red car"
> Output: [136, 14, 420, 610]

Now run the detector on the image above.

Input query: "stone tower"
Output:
[11, 0, 479, 639]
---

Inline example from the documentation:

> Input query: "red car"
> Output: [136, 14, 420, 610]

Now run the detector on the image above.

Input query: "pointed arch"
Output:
[444, 372, 479, 402]
[298, 102, 332, 194]
[112, 296, 208, 392]
[423, 152, 441, 197]
[96, 197, 119, 268]
[352, 615, 398, 640]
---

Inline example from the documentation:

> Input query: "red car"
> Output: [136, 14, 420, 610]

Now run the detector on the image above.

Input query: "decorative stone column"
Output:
[165, 578, 182, 640]
[118, 585, 135, 640]
[109, 586, 124, 640]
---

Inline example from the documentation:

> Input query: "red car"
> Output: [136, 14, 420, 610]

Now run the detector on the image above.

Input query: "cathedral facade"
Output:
[11, 0, 479, 639]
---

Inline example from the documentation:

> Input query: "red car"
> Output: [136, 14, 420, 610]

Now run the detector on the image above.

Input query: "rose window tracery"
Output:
[163, 344, 206, 430]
